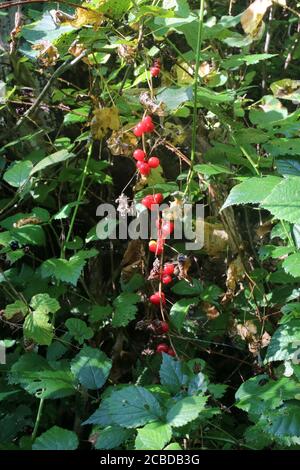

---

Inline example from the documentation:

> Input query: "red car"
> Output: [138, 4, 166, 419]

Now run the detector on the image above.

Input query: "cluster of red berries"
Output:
[148, 219, 174, 256]
[161, 262, 175, 285]
[150, 59, 161, 78]
[133, 115, 155, 138]
[133, 149, 160, 177]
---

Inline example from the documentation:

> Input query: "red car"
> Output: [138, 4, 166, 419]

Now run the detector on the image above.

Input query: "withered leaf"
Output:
[91, 107, 120, 140]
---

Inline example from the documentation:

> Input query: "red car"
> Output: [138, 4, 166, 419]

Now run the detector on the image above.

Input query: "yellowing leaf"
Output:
[226, 256, 245, 291]
[241, 0, 272, 37]
[32, 40, 59, 67]
[91, 107, 120, 140]
[107, 126, 138, 156]
[67, 8, 103, 29]
[203, 221, 229, 256]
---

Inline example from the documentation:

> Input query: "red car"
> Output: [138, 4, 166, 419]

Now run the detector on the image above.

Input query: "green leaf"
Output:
[33, 426, 78, 450]
[65, 318, 94, 344]
[4, 300, 28, 319]
[235, 374, 299, 415]
[166, 396, 208, 427]
[41, 250, 98, 286]
[53, 202, 83, 220]
[112, 292, 140, 327]
[135, 422, 172, 450]
[3, 160, 33, 187]
[159, 353, 189, 393]
[170, 297, 198, 331]
[11, 225, 46, 246]
[156, 86, 193, 111]
[171, 278, 202, 296]
[23, 311, 54, 346]
[105, 386, 163, 428]
[283, 253, 300, 277]
[95, 426, 132, 450]
[264, 403, 300, 444]
[276, 159, 300, 177]
[30, 294, 60, 314]
[261, 177, 300, 224]
[222, 176, 282, 210]
[30, 150, 75, 175]
[71, 345, 111, 389]
[88, 305, 113, 323]
[194, 163, 232, 176]
[264, 139, 300, 157]
[265, 320, 300, 363]
[13, 368, 76, 399]
[164, 443, 182, 450]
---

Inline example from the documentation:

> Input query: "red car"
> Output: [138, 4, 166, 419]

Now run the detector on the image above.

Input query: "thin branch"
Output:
[0, 0, 88, 11]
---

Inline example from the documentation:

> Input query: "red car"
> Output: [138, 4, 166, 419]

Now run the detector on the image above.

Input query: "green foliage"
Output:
[33, 426, 79, 450]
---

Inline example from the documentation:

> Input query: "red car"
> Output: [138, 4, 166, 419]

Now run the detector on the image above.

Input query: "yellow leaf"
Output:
[241, 0, 272, 37]
[67, 7, 103, 29]
[91, 107, 120, 140]
[32, 40, 59, 67]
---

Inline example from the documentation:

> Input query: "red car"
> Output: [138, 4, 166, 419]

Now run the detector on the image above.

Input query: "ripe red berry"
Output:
[133, 149, 146, 161]
[142, 116, 155, 133]
[153, 193, 163, 204]
[139, 162, 151, 176]
[150, 66, 160, 78]
[160, 321, 169, 333]
[148, 157, 160, 168]
[148, 240, 163, 255]
[150, 291, 166, 306]
[142, 194, 154, 209]
[156, 343, 169, 354]
[161, 220, 174, 237]
[167, 347, 176, 357]
[136, 161, 144, 170]
[162, 274, 172, 285]
[133, 123, 144, 137]
[163, 263, 174, 275]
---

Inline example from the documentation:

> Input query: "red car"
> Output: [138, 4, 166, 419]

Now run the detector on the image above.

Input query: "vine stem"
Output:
[31, 397, 45, 441]
[62, 142, 93, 257]
[184, 0, 205, 197]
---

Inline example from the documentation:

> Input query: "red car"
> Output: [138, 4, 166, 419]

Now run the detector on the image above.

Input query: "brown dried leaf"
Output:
[107, 126, 138, 156]
[117, 44, 137, 64]
[226, 255, 245, 291]
[202, 302, 220, 320]
[121, 240, 146, 281]
[14, 217, 42, 228]
[139, 92, 166, 117]
[91, 107, 120, 140]
[66, 7, 103, 29]
[32, 40, 59, 67]
[241, 0, 272, 37]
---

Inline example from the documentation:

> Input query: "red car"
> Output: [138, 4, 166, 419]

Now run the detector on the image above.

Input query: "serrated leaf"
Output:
[88, 305, 113, 323]
[261, 177, 300, 224]
[106, 386, 163, 428]
[3, 160, 33, 187]
[156, 86, 193, 111]
[71, 345, 111, 389]
[222, 176, 281, 210]
[166, 396, 208, 427]
[112, 292, 140, 327]
[65, 318, 93, 344]
[276, 159, 300, 177]
[23, 311, 54, 346]
[265, 320, 300, 363]
[33, 426, 78, 450]
[135, 422, 172, 450]
[11, 225, 46, 246]
[159, 353, 189, 393]
[95, 426, 132, 450]
[171, 278, 202, 296]
[30, 150, 75, 175]
[194, 163, 232, 176]
[283, 253, 300, 277]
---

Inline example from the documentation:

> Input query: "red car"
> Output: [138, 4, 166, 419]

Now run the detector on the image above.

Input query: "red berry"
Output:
[142, 116, 155, 133]
[133, 149, 146, 161]
[150, 291, 166, 306]
[133, 123, 144, 137]
[162, 274, 172, 285]
[148, 157, 160, 168]
[163, 263, 174, 275]
[167, 347, 176, 357]
[136, 161, 144, 170]
[161, 220, 174, 237]
[153, 193, 163, 204]
[160, 321, 169, 333]
[148, 240, 164, 255]
[139, 162, 151, 176]
[142, 195, 154, 209]
[150, 66, 160, 77]
[156, 343, 169, 353]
